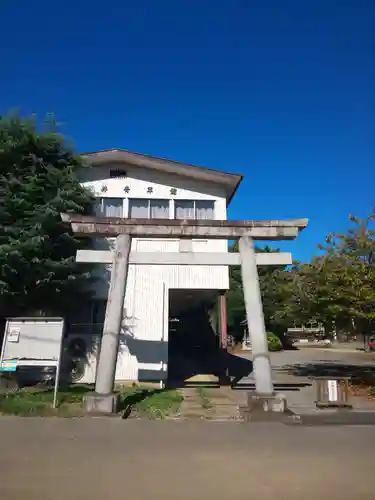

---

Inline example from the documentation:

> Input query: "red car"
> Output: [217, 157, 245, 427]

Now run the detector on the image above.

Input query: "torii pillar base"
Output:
[83, 392, 119, 414]
[239, 392, 293, 422]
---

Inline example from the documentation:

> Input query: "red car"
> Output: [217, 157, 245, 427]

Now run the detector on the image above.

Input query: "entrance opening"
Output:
[167, 289, 221, 385]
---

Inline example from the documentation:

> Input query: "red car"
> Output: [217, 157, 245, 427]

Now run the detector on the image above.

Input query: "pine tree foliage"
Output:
[0, 114, 95, 317]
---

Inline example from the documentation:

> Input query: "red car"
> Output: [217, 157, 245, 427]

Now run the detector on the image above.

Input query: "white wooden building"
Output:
[66, 149, 242, 384]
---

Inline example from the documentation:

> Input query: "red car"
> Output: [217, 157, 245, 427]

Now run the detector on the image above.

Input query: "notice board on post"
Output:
[0, 318, 65, 407]
[1, 317, 64, 362]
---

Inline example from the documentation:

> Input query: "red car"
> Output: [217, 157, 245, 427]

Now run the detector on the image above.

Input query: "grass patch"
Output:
[196, 386, 212, 410]
[0, 382, 184, 419]
[119, 384, 183, 419]
[0, 385, 92, 417]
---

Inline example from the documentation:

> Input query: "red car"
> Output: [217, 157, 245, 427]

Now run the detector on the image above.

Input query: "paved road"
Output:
[239, 346, 375, 370]
[233, 347, 375, 413]
[0, 417, 374, 500]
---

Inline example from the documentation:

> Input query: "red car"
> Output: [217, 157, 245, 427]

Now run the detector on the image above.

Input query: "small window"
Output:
[150, 199, 169, 219]
[95, 198, 124, 217]
[109, 168, 127, 178]
[129, 199, 149, 218]
[129, 199, 169, 219]
[175, 200, 195, 220]
[175, 200, 215, 220]
[195, 200, 215, 220]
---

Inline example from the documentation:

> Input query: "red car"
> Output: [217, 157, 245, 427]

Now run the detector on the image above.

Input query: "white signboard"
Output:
[327, 380, 338, 402]
[0, 318, 65, 407]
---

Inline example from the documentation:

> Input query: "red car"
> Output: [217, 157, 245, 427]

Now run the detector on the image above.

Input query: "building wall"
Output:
[80, 163, 228, 219]
[77, 163, 230, 382]
[80, 163, 230, 289]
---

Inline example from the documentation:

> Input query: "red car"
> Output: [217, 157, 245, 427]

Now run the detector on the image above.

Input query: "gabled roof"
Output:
[80, 148, 243, 204]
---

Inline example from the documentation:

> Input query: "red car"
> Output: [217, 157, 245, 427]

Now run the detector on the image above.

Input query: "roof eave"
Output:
[80, 149, 243, 204]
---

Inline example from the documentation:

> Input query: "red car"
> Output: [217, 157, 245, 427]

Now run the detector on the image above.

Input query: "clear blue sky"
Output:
[1, 1, 374, 262]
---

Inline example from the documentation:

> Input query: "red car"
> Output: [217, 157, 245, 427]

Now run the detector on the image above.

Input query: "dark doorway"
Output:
[167, 289, 220, 385]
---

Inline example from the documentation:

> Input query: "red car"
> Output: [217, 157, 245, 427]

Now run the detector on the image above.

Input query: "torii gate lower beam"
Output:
[75, 250, 293, 266]
[61, 214, 308, 416]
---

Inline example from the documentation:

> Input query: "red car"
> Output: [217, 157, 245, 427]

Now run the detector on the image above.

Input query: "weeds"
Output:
[196, 386, 212, 410]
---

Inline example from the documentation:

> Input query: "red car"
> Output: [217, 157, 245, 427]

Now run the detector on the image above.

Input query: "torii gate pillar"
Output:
[239, 236, 273, 394]
[87, 235, 131, 413]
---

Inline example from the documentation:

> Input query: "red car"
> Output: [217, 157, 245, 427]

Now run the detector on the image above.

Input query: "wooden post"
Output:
[239, 236, 273, 395]
[218, 294, 228, 350]
[218, 293, 230, 385]
[84, 235, 131, 413]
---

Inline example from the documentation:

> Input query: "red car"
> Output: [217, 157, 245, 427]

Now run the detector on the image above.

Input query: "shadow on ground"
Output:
[119, 388, 164, 418]
[280, 362, 375, 384]
[168, 350, 254, 388]
[232, 382, 311, 391]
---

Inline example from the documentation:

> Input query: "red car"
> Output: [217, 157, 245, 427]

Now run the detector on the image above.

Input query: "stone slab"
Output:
[240, 392, 295, 422]
[83, 392, 119, 414]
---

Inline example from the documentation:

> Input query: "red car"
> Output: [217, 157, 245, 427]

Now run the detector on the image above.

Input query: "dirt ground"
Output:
[0, 417, 374, 500]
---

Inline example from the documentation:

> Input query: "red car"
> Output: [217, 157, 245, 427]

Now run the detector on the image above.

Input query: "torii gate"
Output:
[62, 214, 308, 415]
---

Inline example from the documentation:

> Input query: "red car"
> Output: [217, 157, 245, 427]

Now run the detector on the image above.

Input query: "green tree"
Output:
[227, 243, 294, 342]
[226, 264, 245, 341]
[0, 114, 95, 318]
[257, 246, 294, 336]
[226, 241, 245, 341]
[226, 209, 375, 345]
[289, 209, 375, 338]
[331, 211, 375, 335]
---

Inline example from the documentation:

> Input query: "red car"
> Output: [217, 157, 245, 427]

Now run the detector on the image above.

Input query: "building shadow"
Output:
[280, 362, 375, 385]
[167, 302, 254, 388]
